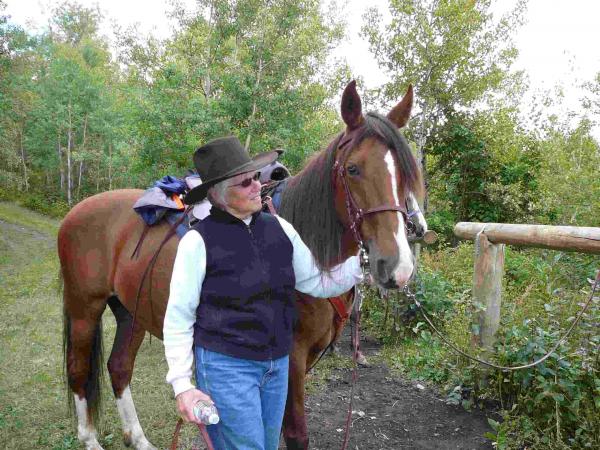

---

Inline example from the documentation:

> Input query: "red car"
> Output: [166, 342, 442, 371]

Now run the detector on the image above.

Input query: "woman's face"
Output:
[224, 171, 262, 219]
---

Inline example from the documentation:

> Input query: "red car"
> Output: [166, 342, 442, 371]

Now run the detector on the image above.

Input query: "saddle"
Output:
[133, 163, 292, 243]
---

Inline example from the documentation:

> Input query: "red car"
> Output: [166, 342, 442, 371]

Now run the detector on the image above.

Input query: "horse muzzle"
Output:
[368, 247, 414, 289]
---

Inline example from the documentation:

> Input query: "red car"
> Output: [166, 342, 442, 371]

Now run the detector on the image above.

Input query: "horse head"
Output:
[333, 80, 423, 289]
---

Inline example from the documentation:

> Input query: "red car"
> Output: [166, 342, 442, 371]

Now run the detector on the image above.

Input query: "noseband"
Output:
[332, 131, 410, 252]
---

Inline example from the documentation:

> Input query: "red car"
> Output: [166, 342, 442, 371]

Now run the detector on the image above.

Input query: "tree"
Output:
[428, 108, 541, 238]
[362, 0, 527, 211]
[536, 120, 600, 226]
[0, 1, 40, 191]
[19, 2, 125, 203]
[50, 1, 102, 45]
[124, 0, 346, 180]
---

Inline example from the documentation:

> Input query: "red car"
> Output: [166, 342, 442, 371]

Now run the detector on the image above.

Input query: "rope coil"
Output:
[404, 270, 599, 371]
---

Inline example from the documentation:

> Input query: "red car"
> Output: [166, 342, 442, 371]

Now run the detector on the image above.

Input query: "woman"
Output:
[163, 136, 362, 450]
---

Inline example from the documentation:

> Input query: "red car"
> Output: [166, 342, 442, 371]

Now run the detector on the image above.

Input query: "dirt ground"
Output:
[287, 328, 495, 450]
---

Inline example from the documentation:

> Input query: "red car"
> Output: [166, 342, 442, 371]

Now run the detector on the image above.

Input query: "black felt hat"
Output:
[184, 136, 280, 204]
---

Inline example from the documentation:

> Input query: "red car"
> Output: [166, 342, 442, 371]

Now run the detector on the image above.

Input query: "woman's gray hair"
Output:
[206, 178, 230, 209]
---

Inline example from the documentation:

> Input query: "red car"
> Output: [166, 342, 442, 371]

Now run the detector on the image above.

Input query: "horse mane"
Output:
[278, 134, 344, 271]
[278, 113, 421, 270]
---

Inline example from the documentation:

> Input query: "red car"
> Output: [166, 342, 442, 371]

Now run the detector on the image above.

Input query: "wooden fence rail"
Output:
[453, 222, 600, 352]
[454, 222, 600, 254]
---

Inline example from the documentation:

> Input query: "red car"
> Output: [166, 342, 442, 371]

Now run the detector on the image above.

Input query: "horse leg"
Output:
[106, 296, 157, 450]
[283, 346, 310, 450]
[64, 293, 107, 450]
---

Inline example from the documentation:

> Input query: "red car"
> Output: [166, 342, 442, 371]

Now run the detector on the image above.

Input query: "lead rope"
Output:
[340, 286, 363, 450]
[169, 417, 215, 450]
[404, 269, 599, 371]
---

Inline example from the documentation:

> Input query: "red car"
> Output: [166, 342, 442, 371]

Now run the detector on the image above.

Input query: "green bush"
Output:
[18, 192, 69, 218]
[425, 209, 457, 244]
[0, 187, 11, 201]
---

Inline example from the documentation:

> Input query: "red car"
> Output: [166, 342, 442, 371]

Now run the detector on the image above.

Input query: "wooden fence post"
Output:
[472, 231, 505, 352]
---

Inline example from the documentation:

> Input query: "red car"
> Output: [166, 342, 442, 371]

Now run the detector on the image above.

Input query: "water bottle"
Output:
[193, 401, 220, 425]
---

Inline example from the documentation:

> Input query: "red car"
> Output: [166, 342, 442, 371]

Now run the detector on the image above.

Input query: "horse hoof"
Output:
[135, 441, 157, 450]
[285, 437, 309, 450]
[356, 351, 370, 367]
[123, 432, 157, 450]
[84, 443, 104, 450]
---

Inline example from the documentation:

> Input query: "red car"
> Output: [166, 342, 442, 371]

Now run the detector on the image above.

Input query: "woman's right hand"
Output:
[176, 388, 214, 424]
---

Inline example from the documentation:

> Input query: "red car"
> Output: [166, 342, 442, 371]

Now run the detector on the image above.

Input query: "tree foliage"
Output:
[362, 0, 527, 210]
[121, 0, 346, 179]
[1, 0, 348, 196]
[428, 109, 542, 239]
[536, 120, 600, 226]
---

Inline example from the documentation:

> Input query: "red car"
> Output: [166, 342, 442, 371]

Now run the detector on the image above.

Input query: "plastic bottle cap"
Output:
[207, 413, 220, 424]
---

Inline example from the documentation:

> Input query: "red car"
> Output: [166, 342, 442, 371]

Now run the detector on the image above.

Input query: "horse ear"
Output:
[387, 84, 413, 128]
[341, 80, 364, 130]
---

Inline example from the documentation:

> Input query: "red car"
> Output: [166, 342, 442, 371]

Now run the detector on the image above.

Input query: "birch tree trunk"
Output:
[203, 1, 215, 99]
[58, 131, 64, 192]
[67, 102, 73, 206]
[77, 161, 84, 200]
[108, 142, 113, 190]
[244, 55, 264, 151]
[77, 115, 88, 200]
[417, 100, 429, 214]
[19, 127, 29, 191]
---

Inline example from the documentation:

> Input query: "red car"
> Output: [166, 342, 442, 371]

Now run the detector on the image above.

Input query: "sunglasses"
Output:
[228, 172, 261, 189]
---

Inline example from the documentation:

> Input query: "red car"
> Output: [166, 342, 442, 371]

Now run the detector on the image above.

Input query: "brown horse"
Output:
[278, 82, 421, 449]
[58, 80, 422, 450]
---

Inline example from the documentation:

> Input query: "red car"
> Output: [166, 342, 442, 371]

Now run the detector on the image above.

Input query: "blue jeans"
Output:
[194, 346, 289, 450]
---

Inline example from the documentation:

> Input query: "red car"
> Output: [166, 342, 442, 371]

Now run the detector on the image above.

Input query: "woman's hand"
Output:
[176, 388, 214, 424]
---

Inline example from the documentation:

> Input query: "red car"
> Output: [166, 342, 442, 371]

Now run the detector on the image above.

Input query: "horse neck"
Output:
[280, 150, 357, 269]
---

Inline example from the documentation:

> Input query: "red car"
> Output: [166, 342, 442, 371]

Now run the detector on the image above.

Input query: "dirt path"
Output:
[292, 329, 494, 450]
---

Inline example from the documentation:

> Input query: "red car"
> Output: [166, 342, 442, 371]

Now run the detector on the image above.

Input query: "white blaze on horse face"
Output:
[406, 192, 428, 233]
[116, 386, 157, 450]
[384, 151, 414, 285]
[75, 395, 104, 450]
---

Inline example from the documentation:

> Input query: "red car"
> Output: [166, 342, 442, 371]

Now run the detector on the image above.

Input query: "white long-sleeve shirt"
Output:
[163, 215, 363, 396]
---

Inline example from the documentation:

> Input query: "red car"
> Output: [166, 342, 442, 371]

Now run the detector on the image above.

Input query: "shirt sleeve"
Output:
[163, 230, 206, 397]
[275, 216, 363, 297]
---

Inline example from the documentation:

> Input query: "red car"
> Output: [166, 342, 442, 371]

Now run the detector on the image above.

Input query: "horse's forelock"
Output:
[363, 112, 422, 198]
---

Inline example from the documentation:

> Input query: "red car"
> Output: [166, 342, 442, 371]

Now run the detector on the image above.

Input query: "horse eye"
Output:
[347, 164, 360, 176]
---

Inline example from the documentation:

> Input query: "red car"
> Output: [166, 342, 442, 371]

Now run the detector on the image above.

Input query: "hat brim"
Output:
[183, 150, 280, 204]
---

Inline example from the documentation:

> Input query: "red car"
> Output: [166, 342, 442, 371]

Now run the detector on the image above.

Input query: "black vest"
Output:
[192, 207, 296, 360]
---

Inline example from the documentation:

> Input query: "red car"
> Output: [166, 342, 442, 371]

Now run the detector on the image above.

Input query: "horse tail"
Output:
[57, 268, 64, 297]
[62, 306, 74, 416]
[62, 298, 105, 424]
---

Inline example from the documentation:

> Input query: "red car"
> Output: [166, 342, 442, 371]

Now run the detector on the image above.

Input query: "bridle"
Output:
[332, 130, 411, 268]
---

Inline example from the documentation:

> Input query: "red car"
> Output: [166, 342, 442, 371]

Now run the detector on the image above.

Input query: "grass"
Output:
[0, 201, 61, 235]
[0, 203, 192, 449]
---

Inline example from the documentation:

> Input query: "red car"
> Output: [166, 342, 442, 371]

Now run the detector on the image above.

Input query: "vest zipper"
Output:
[246, 224, 275, 359]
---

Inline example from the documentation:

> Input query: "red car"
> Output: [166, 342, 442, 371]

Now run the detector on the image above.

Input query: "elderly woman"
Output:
[163, 136, 362, 450]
